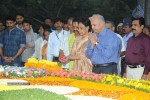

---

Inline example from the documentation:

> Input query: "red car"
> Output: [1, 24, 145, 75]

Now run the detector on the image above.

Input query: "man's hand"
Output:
[59, 55, 69, 64]
[123, 73, 126, 78]
[26, 42, 29, 48]
[88, 33, 98, 44]
[2, 56, 12, 62]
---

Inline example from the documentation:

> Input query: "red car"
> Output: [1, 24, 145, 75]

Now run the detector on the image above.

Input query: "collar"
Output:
[133, 32, 143, 38]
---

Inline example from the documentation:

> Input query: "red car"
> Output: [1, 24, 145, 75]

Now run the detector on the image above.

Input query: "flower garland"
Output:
[25, 58, 62, 72]
[22, 76, 150, 100]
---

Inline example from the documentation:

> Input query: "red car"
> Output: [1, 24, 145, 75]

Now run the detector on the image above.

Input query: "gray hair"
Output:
[91, 14, 105, 24]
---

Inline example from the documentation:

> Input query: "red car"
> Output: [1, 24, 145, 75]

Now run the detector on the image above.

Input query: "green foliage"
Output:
[0, 89, 69, 100]
[0, 0, 137, 30]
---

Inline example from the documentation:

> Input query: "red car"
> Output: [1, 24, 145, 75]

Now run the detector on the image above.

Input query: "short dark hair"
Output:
[132, 17, 145, 26]
[44, 17, 52, 21]
[22, 20, 31, 25]
[42, 24, 52, 33]
[15, 13, 24, 18]
[5, 16, 15, 22]
[78, 17, 91, 32]
[54, 17, 64, 23]
[105, 20, 115, 27]
[73, 18, 79, 23]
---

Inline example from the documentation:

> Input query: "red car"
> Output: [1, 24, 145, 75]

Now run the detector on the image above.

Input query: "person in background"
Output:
[86, 14, 121, 74]
[32, 24, 50, 60]
[15, 13, 24, 31]
[21, 20, 37, 66]
[63, 22, 69, 31]
[143, 25, 150, 36]
[0, 21, 5, 36]
[59, 18, 79, 70]
[117, 23, 124, 37]
[121, 18, 133, 76]
[41, 29, 51, 59]
[0, 21, 5, 65]
[47, 18, 70, 63]
[37, 24, 44, 38]
[0, 16, 26, 66]
[67, 17, 74, 33]
[44, 17, 54, 31]
[124, 17, 150, 80]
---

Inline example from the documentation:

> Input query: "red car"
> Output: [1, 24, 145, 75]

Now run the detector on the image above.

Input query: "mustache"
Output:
[132, 28, 136, 31]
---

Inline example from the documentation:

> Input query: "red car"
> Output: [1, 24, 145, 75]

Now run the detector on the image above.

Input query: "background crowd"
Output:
[0, 13, 150, 80]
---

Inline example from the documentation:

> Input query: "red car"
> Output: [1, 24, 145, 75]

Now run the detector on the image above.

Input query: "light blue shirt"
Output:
[47, 29, 70, 61]
[123, 32, 133, 50]
[86, 28, 121, 64]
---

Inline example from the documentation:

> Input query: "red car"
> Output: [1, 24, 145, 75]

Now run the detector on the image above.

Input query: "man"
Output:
[121, 18, 133, 76]
[47, 18, 70, 62]
[59, 18, 79, 70]
[117, 23, 124, 37]
[105, 21, 125, 75]
[0, 16, 26, 66]
[124, 17, 150, 80]
[44, 17, 54, 31]
[21, 20, 37, 65]
[86, 14, 121, 74]
[67, 17, 74, 33]
[15, 13, 24, 31]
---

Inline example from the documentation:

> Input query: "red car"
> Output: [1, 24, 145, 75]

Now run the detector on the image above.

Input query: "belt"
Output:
[53, 57, 59, 62]
[93, 62, 116, 67]
[127, 64, 144, 68]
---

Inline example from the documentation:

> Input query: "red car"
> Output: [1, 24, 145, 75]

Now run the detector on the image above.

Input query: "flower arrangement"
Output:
[22, 76, 150, 100]
[101, 74, 150, 93]
[3, 67, 49, 78]
[51, 70, 106, 82]
[25, 58, 62, 72]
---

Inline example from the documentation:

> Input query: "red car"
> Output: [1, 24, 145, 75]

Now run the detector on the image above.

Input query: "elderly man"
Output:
[86, 14, 121, 74]
[124, 17, 150, 80]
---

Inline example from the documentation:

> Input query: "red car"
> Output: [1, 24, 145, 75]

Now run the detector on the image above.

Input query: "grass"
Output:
[0, 89, 69, 100]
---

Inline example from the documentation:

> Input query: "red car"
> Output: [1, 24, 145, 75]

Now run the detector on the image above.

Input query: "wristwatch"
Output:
[95, 42, 98, 45]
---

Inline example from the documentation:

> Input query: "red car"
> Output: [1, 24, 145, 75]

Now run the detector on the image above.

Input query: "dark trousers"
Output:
[121, 57, 125, 76]
[52, 57, 59, 62]
[92, 63, 117, 74]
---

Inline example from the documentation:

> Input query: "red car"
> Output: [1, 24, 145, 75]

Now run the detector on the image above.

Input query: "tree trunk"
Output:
[144, 0, 150, 25]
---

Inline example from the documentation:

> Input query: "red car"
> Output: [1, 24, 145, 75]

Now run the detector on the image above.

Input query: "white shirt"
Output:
[32, 37, 47, 60]
[123, 32, 134, 50]
[116, 34, 125, 52]
[59, 36, 70, 69]
[60, 36, 70, 56]
[47, 29, 70, 61]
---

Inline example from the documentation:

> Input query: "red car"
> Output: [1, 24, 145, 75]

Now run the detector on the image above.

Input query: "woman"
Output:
[41, 29, 51, 59]
[60, 18, 92, 73]
[32, 24, 51, 60]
